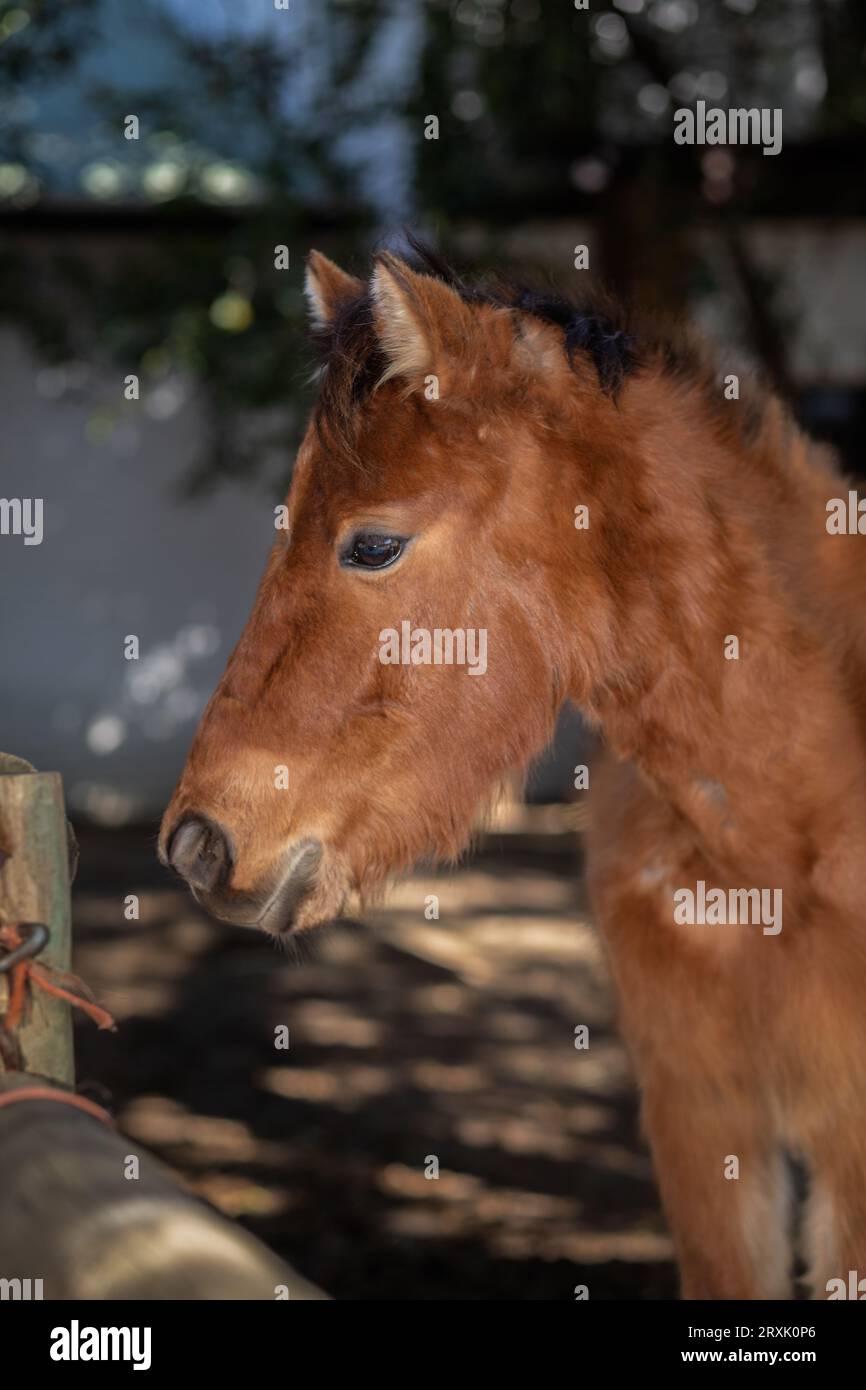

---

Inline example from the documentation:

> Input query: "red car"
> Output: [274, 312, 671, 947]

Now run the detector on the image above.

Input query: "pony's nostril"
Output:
[167, 816, 231, 892]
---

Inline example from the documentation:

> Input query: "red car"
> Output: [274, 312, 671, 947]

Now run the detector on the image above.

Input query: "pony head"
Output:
[159, 245, 636, 933]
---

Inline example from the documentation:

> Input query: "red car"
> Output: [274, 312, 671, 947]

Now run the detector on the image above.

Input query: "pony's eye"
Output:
[343, 534, 405, 571]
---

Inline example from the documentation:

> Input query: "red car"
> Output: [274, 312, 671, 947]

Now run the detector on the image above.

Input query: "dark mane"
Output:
[310, 239, 707, 461]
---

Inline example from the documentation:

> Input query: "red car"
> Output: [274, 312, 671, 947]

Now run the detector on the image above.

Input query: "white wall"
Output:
[0, 330, 277, 821]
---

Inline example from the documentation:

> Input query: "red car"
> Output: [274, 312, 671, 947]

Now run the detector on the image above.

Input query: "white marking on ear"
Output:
[304, 272, 329, 332]
[370, 259, 431, 384]
[304, 250, 362, 330]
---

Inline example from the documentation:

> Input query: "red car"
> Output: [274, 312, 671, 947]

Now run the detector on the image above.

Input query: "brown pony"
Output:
[160, 244, 866, 1300]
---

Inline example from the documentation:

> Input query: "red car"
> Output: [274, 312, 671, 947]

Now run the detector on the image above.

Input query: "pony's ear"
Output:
[370, 252, 476, 387]
[512, 313, 570, 385]
[304, 250, 362, 330]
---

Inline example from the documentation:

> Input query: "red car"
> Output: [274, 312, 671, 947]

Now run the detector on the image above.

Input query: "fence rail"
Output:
[0, 752, 327, 1300]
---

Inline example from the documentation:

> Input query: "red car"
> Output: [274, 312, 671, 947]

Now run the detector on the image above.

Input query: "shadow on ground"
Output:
[70, 811, 677, 1300]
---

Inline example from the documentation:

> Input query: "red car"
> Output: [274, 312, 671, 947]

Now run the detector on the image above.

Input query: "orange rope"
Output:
[5, 957, 28, 1032]
[0, 923, 117, 1052]
[26, 966, 116, 1031]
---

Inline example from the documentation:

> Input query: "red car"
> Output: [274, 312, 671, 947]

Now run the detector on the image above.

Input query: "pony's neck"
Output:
[569, 370, 866, 902]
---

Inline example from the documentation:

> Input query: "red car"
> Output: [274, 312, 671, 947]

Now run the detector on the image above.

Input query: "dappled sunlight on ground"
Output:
[70, 812, 676, 1300]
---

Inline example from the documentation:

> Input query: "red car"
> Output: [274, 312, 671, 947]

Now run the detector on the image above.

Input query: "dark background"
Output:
[1, 0, 864, 1298]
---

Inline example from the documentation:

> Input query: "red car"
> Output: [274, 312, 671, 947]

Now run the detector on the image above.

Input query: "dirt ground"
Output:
[70, 808, 677, 1300]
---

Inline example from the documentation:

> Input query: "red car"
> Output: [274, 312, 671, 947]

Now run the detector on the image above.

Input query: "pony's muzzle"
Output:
[165, 815, 233, 893]
[163, 815, 325, 934]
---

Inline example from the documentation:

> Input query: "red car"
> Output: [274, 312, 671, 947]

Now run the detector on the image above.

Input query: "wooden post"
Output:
[0, 753, 74, 1086]
[0, 756, 329, 1299]
[0, 1072, 327, 1299]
